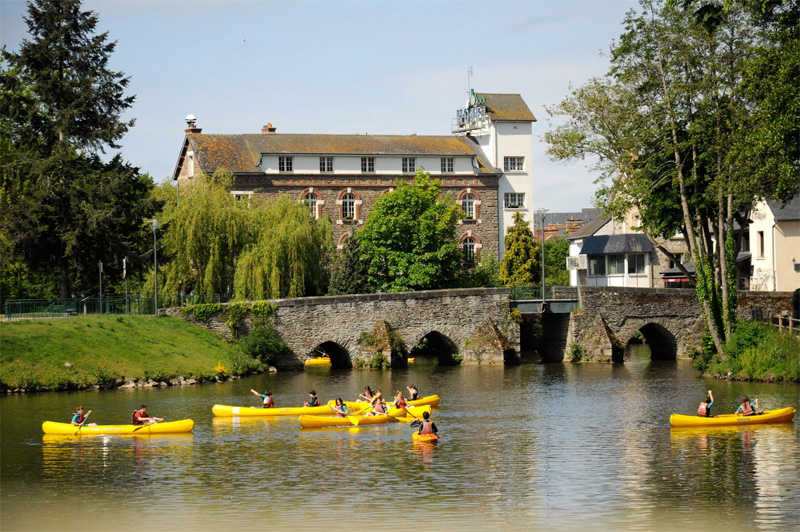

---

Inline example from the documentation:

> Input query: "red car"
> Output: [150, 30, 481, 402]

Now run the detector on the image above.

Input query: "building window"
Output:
[589, 256, 606, 276]
[504, 156, 524, 172]
[342, 193, 355, 220]
[361, 157, 375, 173]
[628, 254, 645, 274]
[608, 254, 625, 275]
[304, 193, 317, 217]
[441, 157, 454, 173]
[279, 156, 293, 172]
[320, 156, 333, 173]
[757, 231, 764, 258]
[504, 193, 525, 209]
[231, 191, 253, 203]
[402, 157, 416, 173]
[668, 253, 683, 269]
[187, 152, 194, 177]
[461, 193, 475, 219]
[462, 237, 476, 263]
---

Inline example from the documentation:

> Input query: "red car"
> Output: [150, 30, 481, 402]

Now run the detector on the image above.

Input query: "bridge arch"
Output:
[623, 322, 678, 360]
[409, 331, 460, 366]
[309, 341, 353, 369]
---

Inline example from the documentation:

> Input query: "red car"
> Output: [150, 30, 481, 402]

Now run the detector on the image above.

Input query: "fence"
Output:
[509, 286, 578, 301]
[3, 294, 221, 321]
[759, 312, 800, 336]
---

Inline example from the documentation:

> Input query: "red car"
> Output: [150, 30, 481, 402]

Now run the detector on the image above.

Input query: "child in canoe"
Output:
[736, 395, 759, 416]
[70, 406, 98, 427]
[304, 390, 320, 407]
[251, 389, 274, 408]
[332, 398, 348, 417]
[366, 395, 388, 417]
[418, 411, 438, 436]
[697, 390, 714, 417]
[406, 384, 420, 401]
[358, 386, 374, 402]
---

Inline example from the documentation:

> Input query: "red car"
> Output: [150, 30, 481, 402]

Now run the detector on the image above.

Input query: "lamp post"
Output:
[152, 219, 158, 316]
[537, 208, 548, 309]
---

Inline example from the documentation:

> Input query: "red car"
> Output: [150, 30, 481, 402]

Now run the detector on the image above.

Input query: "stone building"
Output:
[172, 91, 536, 261]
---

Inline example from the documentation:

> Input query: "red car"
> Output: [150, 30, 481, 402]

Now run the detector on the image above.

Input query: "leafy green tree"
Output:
[1, 0, 151, 300]
[358, 170, 461, 292]
[329, 233, 369, 295]
[544, 238, 570, 287]
[499, 212, 540, 286]
[234, 195, 332, 299]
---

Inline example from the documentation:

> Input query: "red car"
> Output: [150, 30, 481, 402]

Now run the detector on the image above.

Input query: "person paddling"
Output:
[393, 390, 412, 417]
[736, 395, 759, 416]
[697, 390, 714, 417]
[132, 405, 163, 426]
[358, 386, 374, 402]
[305, 390, 320, 407]
[367, 395, 388, 417]
[406, 384, 420, 401]
[251, 389, 274, 408]
[70, 406, 98, 428]
[418, 411, 438, 436]
[332, 397, 348, 417]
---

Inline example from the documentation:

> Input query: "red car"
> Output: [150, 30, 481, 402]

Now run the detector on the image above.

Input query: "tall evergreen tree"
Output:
[1, 0, 150, 300]
[329, 233, 369, 295]
[499, 212, 540, 287]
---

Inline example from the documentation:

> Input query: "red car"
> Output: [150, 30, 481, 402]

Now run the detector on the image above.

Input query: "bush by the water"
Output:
[236, 322, 291, 365]
[698, 322, 800, 382]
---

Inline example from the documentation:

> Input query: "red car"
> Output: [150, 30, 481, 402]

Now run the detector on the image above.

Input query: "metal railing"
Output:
[509, 286, 578, 301]
[3, 294, 221, 321]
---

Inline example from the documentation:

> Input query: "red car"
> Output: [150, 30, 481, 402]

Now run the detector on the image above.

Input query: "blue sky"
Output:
[1, 0, 641, 212]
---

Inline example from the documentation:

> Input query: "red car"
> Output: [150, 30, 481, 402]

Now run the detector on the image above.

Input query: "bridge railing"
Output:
[3, 294, 221, 321]
[509, 286, 577, 301]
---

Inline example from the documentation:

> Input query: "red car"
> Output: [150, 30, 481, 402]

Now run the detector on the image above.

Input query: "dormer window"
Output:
[361, 157, 375, 173]
[279, 156, 293, 172]
[441, 157, 454, 173]
[320, 157, 333, 173]
[402, 157, 416, 173]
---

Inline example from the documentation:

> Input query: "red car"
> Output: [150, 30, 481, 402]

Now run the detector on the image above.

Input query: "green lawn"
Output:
[0, 315, 243, 391]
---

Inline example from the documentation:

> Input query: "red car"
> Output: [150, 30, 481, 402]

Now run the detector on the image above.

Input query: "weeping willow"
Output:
[233, 195, 332, 299]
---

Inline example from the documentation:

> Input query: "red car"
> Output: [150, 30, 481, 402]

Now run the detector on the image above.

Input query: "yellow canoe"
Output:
[212, 404, 336, 417]
[412, 432, 440, 443]
[304, 357, 331, 366]
[669, 407, 796, 427]
[42, 419, 194, 435]
[327, 394, 440, 412]
[299, 413, 397, 429]
[385, 404, 431, 418]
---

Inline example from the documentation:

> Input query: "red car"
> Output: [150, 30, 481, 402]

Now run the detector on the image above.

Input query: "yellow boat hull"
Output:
[412, 432, 440, 443]
[304, 357, 331, 366]
[669, 407, 796, 427]
[42, 419, 194, 435]
[299, 413, 396, 429]
[386, 404, 431, 418]
[328, 394, 440, 412]
[212, 404, 335, 417]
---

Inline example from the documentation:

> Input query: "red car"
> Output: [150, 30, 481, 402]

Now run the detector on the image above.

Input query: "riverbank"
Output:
[696, 322, 800, 383]
[0, 315, 265, 392]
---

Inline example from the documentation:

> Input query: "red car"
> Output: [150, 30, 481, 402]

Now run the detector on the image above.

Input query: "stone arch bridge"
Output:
[164, 287, 792, 367]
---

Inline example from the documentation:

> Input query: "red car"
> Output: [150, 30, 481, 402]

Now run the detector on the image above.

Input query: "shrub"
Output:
[227, 347, 264, 376]
[182, 303, 223, 323]
[237, 322, 290, 365]
[224, 302, 248, 333]
[251, 301, 277, 324]
[568, 343, 586, 362]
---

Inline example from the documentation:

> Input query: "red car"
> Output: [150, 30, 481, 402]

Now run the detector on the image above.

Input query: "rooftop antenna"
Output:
[467, 66, 473, 102]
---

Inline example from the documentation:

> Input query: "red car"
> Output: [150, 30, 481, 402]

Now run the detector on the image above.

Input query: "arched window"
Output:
[461, 193, 475, 219]
[462, 237, 476, 263]
[304, 193, 318, 216]
[342, 193, 355, 220]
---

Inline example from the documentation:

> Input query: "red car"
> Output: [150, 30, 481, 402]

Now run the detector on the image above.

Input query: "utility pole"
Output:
[123, 256, 128, 314]
[537, 208, 548, 310]
[98, 261, 103, 314]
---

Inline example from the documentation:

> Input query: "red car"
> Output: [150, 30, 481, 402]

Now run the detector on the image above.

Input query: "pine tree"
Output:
[499, 212, 540, 287]
[329, 233, 368, 295]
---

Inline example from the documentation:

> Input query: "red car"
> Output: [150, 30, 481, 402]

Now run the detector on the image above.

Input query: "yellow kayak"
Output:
[304, 357, 331, 366]
[386, 404, 431, 418]
[327, 394, 440, 412]
[42, 419, 194, 435]
[412, 432, 440, 443]
[212, 404, 336, 417]
[299, 413, 397, 429]
[669, 407, 796, 427]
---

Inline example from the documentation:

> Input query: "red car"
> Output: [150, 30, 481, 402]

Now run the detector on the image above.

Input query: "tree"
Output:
[329, 233, 369, 295]
[358, 170, 461, 292]
[499, 212, 540, 286]
[544, 238, 570, 287]
[1, 0, 149, 300]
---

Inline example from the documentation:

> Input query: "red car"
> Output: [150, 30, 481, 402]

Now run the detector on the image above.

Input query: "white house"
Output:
[749, 196, 800, 292]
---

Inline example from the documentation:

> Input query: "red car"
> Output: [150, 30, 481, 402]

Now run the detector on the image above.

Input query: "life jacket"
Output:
[420, 420, 435, 435]
[410, 390, 419, 400]
[308, 396, 319, 407]
[132, 410, 144, 425]
[395, 397, 407, 409]
[373, 402, 386, 414]
[741, 401, 755, 416]
[697, 402, 710, 417]
[72, 412, 86, 424]
[262, 396, 274, 408]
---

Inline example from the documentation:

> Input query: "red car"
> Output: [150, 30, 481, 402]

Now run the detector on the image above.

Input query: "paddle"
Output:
[132, 418, 163, 432]
[73, 411, 91, 435]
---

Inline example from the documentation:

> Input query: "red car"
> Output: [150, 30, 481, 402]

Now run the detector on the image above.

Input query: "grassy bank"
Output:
[696, 322, 800, 382]
[0, 315, 262, 392]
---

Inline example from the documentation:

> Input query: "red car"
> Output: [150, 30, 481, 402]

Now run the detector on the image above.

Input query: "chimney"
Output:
[262, 123, 277, 134]
[184, 114, 202, 134]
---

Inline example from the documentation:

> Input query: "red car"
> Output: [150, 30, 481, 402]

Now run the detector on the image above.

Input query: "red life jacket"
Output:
[73, 412, 86, 424]
[374, 402, 386, 414]
[741, 402, 755, 416]
[262, 396, 274, 408]
[132, 410, 144, 425]
[697, 402, 709, 417]
[420, 420, 435, 435]
[396, 397, 407, 409]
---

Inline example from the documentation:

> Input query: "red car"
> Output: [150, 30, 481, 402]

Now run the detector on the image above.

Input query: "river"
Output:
[1, 352, 798, 531]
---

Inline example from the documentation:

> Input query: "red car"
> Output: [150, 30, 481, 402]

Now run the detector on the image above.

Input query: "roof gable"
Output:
[477, 93, 537, 122]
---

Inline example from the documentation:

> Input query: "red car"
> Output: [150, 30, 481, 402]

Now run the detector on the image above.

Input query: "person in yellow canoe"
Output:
[132, 405, 163, 425]
[406, 384, 420, 401]
[418, 411, 438, 436]
[366, 395, 388, 417]
[70, 406, 98, 427]
[251, 389, 274, 408]
[393, 390, 410, 415]
[332, 397, 348, 417]
[697, 390, 714, 417]
[736, 395, 759, 416]
[304, 390, 320, 407]
[358, 385, 374, 402]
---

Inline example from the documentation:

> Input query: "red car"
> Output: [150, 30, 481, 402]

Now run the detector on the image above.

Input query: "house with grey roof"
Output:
[748, 196, 800, 291]
[173, 91, 537, 262]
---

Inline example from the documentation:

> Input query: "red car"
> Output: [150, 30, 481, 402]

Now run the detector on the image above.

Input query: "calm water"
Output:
[1, 354, 799, 531]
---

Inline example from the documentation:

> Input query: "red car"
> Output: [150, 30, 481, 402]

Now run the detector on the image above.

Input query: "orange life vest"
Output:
[420, 420, 435, 435]
[741, 402, 755, 416]
[697, 402, 710, 417]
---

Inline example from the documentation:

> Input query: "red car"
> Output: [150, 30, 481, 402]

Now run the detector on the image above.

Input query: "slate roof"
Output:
[478, 93, 537, 122]
[568, 216, 612, 240]
[767, 195, 800, 221]
[177, 133, 500, 178]
[535, 208, 603, 230]
[579, 234, 654, 255]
